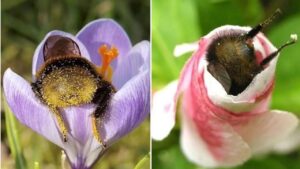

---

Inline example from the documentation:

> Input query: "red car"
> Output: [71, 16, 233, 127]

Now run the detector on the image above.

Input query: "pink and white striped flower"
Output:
[152, 25, 298, 167]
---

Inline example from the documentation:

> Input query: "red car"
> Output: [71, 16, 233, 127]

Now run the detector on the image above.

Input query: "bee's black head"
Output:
[206, 9, 297, 95]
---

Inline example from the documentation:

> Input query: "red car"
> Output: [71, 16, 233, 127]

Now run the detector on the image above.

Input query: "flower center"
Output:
[97, 44, 118, 81]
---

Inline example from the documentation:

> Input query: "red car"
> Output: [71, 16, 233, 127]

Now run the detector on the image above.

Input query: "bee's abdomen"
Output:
[43, 36, 81, 61]
[35, 57, 100, 107]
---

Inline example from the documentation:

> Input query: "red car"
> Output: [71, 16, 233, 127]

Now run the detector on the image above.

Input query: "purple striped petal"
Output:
[62, 105, 95, 144]
[3, 69, 64, 147]
[76, 19, 132, 68]
[102, 70, 150, 144]
[113, 41, 150, 89]
[59, 105, 104, 168]
[32, 31, 91, 78]
[3, 69, 103, 168]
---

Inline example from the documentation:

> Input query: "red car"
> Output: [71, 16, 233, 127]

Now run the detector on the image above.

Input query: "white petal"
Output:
[234, 110, 299, 154]
[204, 59, 275, 113]
[180, 110, 251, 167]
[273, 124, 300, 154]
[173, 42, 198, 57]
[151, 80, 178, 140]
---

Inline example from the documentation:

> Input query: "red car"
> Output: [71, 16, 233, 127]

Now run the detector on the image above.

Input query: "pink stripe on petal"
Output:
[257, 34, 272, 57]
[255, 51, 264, 64]
[182, 84, 251, 167]
[175, 38, 208, 99]
[179, 43, 251, 165]
[178, 26, 282, 166]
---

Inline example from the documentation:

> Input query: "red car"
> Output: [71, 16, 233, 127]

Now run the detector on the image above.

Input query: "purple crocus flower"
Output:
[3, 19, 150, 169]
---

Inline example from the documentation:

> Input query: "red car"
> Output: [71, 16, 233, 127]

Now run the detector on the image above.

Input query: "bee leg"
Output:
[91, 80, 115, 148]
[91, 115, 106, 148]
[51, 107, 68, 142]
[31, 82, 43, 101]
[31, 82, 68, 142]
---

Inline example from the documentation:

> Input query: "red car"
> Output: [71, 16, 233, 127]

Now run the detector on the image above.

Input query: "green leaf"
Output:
[196, 0, 263, 34]
[1, 0, 26, 11]
[3, 97, 27, 169]
[153, 144, 200, 169]
[152, 0, 201, 89]
[2, 12, 42, 42]
[134, 152, 150, 169]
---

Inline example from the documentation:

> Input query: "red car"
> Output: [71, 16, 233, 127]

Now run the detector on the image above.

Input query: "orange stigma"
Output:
[98, 44, 118, 81]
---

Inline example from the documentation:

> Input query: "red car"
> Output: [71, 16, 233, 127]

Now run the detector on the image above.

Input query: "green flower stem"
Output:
[34, 162, 40, 169]
[4, 98, 27, 169]
[61, 150, 67, 169]
[134, 152, 150, 169]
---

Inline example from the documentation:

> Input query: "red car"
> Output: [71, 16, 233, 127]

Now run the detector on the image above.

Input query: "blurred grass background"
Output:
[152, 0, 300, 169]
[1, 0, 150, 169]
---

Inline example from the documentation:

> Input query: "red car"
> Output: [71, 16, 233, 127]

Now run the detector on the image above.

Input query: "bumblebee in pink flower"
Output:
[152, 9, 299, 167]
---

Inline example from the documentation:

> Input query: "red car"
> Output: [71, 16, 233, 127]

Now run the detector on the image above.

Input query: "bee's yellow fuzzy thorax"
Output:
[41, 66, 97, 107]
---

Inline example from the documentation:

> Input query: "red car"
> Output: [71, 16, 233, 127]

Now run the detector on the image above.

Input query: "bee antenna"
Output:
[261, 34, 297, 66]
[246, 9, 282, 38]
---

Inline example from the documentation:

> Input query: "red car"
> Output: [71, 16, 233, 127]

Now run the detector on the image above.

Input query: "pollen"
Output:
[41, 66, 98, 107]
[97, 44, 118, 81]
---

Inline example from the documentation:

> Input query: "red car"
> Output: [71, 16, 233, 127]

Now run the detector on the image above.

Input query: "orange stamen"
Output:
[98, 45, 118, 81]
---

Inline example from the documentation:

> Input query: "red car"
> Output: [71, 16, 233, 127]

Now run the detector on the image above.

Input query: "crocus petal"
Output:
[77, 19, 132, 67]
[61, 105, 96, 144]
[234, 110, 299, 154]
[65, 135, 102, 169]
[3, 69, 64, 147]
[32, 31, 91, 78]
[60, 105, 105, 168]
[113, 41, 150, 89]
[151, 80, 178, 140]
[180, 108, 251, 167]
[101, 70, 150, 144]
[3, 68, 104, 168]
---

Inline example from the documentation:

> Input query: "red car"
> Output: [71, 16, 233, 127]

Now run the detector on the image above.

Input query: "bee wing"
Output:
[208, 63, 231, 93]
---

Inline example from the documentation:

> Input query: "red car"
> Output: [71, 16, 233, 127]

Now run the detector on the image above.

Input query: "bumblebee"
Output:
[207, 9, 297, 95]
[32, 35, 117, 147]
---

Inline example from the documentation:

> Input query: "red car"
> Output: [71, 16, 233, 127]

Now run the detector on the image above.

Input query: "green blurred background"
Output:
[1, 0, 150, 169]
[152, 0, 300, 169]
